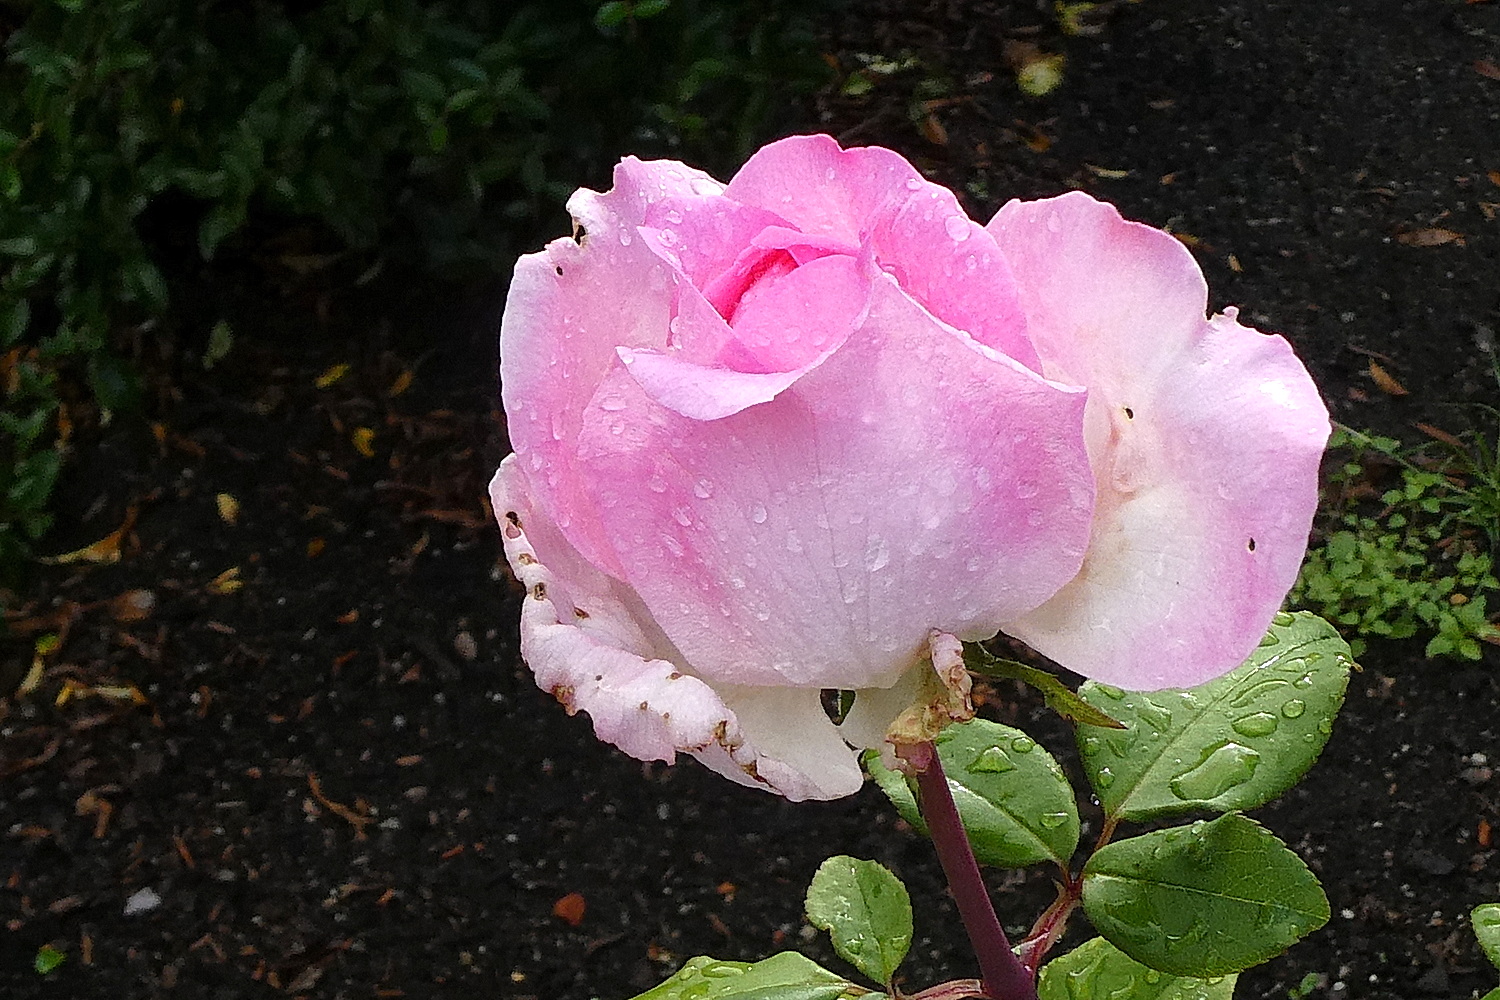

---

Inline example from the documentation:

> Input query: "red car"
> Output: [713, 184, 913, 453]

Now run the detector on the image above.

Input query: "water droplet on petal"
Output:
[1046, 212, 1062, 233]
[863, 538, 890, 573]
[673, 508, 692, 527]
[749, 503, 768, 524]
[647, 475, 668, 493]
[693, 478, 714, 499]
[619, 229, 633, 246]
[944, 215, 971, 241]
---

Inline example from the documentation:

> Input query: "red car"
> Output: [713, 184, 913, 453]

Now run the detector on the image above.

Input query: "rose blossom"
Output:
[490, 135, 1328, 800]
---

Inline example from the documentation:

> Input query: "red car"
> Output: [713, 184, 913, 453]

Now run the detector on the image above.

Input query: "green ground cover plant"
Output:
[0, 0, 829, 582]
[1290, 415, 1500, 661]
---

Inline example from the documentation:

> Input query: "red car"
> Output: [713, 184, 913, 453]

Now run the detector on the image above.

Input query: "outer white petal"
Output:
[490, 455, 864, 800]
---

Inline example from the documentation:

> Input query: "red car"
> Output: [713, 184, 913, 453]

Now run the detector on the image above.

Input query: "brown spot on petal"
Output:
[638, 701, 649, 711]
[551, 685, 577, 712]
[517, 552, 536, 565]
[572, 607, 589, 619]
[530, 582, 547, 602]
[667, 672, 683, 680]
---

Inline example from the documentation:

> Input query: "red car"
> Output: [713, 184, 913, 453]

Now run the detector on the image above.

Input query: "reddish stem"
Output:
[902, 741, 1037, 1000]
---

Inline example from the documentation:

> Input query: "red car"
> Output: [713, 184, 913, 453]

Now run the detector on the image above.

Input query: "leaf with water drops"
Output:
[1075, 611, 1353, 821]
[1475, 903, 1500, 970]
[865, 719, 1079, 868]
[1038, 937, 1237, 1000]
[1081, 813, 1329, 977]
[805, 857, 912, 987]
[627, 952, 854, 1000]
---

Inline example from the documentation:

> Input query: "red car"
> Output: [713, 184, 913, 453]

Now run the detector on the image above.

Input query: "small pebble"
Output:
[124, 887, 161, 916]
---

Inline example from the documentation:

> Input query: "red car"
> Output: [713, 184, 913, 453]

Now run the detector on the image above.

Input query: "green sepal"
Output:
[805, 856, 911, 987]
[1038, 937, 1236, 1000]
[962, 645, 1125, 729]
[627, 953, 853, 1000]
[1081, 813, 1329, 978]
[1076, 611, 1353, 821]
[865, 718, 1079, 868]
[1475, 903, 1500, 971]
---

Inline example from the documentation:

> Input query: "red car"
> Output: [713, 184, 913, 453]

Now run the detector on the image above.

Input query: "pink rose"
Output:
[490, 135, 1328, 800]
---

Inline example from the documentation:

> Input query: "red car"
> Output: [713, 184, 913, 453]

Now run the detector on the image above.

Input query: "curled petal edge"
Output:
[490, 458, 863, 801]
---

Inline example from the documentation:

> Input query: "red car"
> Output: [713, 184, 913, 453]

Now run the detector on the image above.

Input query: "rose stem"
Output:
[907, 740, 1037, 1000]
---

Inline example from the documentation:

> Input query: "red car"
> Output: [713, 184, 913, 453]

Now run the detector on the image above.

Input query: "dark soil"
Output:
[3, 2, 1499, 998]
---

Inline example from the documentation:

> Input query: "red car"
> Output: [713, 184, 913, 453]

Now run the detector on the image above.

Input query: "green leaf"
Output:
[1475, 903, 1500, 970]
[1038, 937, 1236, 1000]
[1076, 611, 1353, 821]
[804, 856, 912, 986]
[963, 647, 1125, 729]
[0, 236, 38, 257]
[866, 719, 1079, 869]
[34, 944, 65, 974]
[1081, 813, 1329, 977]
[1480, 988, 1500, 1000]
[627, 953, 851, 1000]
[1, 298, 28, 347]
[198, 202, 246, 260]
[594, 1, 631, 29]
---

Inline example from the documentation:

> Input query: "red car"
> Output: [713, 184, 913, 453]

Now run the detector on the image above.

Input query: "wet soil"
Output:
[3, 1, 1499, 998]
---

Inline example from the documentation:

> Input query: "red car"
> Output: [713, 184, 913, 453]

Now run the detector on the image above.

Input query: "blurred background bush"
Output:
[0, 0, 832, 582]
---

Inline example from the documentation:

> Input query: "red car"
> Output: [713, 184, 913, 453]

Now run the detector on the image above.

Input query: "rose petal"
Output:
[501, 157, 723, 577]
[574, 267, 1094, 691]
[693, 685, 865, 800]
[490, 456, 858, 800]
[989, 192, 1329, 688]
[639, 195, 791, 293]
[613, 347, 824, 421]
[725, 134, 928, 243]
[864, 181, 1037, 370]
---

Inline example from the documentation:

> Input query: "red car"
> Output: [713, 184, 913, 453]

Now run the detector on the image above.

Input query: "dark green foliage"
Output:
[0, 0, 832, 579]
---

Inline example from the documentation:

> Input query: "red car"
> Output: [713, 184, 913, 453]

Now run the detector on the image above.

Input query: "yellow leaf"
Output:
[207, 567, 242, 595]
[315, 363, 350, 388]
[352, 427, 376, 458]
[216, 493, 239, 525]
[38, 507, 137, 565]
[388, 370, 414, 397]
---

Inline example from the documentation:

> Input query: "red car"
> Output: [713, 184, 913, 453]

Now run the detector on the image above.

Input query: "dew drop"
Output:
[598, 394, 628, 412]
[665, 208, 683, 225]
[750, 503, 768, 524]
[1010, 735, 1036, 754]
[1038, 811, 1069, 829]
[1232, 712, 1279, 737]
[944, 215, 971, 241]
[618, 229, 633, 246]
[661, 534, 684, 557]
[1281, 698, 1306, 718]
[1046, 212, 1062, 233]
[904, 177, 923, 191]
[1273, 610, 1295, 627]
[785, 530, 804, 554]
[1081, 737, 1102, 756]
[1095, 767, 1115, 789]
[967, 746, 1015, 773]
[693, 478, 714, 499]
[673, 508, 692, 527]
[647, 475, 668, 493]
[1257, 631, 1280, 647]
[863, 538, 890, 573]
[1096, 684, 1125, 700]
[1136, 700, 1173, 732]
[1169, 742, 1261, 800]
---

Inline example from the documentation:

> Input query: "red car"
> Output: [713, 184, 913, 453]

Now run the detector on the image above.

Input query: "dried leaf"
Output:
[1416, 422, 1465, 447]
[1085, 163, 1131, 179]
[107, 588, 156, 622]
[306, 537, 326, 558]
[216, 493, 240, 525]
[1489, 170, 1500, 187]
[552, 892, 587, 927]
[388, 370, 414, 396]
[1368, 361, 1410, 396]
[1396, 227, 1464, 247]
[352, 427, 376, 457]
[921, 113, 948, 147]
[1474, 59, 1500, 81]
[39, 506, 138, 565]
[315, 363, 349, 388]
